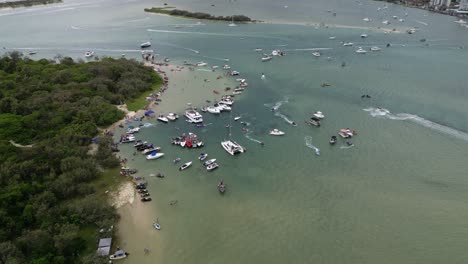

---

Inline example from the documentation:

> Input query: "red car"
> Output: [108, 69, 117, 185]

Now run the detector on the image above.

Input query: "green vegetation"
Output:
[126, 82, 161, 112]
[144, 7, 253, 22]
[0, 52, 161, 264]
[0, 0, 62, 9]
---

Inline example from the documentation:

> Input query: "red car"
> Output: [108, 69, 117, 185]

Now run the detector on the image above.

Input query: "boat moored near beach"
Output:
[109, 249, 129, 260]
[167, 112, 179, 121]
[157, 115, 169, 123]
[146, 152, 164, 160]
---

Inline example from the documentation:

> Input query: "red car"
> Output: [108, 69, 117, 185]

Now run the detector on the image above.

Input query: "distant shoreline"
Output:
[0, 0, 62, 9]
[144, 6, 257, 23]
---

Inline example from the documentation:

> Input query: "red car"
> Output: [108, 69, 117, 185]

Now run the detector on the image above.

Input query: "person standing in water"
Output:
[261, 73, 266, 79]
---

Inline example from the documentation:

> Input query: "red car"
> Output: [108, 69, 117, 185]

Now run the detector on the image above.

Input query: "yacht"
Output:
[121, 135, 136, 143]
[219, 96, 234, 105]
[234, 116, 241, 121]
[343, 42, 354, 46]
[157, 115, 169, 123]
[109, 250, 128, 260]
[269, 129, 285, 136]
[313, 111, 325, 119]
[185, 110, 203, 123]
[312, 52, 321, 57]
[179, 161, 192, 171]
[167, 113, 179, 121]
[207, 106, 221, 114]
[140, 41, 151, 48]
[221, 140, 245, 155]
[370, 46, 381, 52]
[127, 127, 140, 133]
[84, 51, 94, 58]
[206, 162, 219, 171]
[146, 152, 164, 160]
[360, 34, 368, 38]
[261, 55, 273, 62]
[196, 62, 207, 67]
[355, 47, 367, 54]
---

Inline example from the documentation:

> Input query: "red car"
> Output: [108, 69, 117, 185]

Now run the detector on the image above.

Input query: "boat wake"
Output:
[340, 144, 355, 149]
[70, 25, 81, 30]
[414, 20, 428, 26]
[274, 112, 296, 126]
[264, 96, 289, 111]
[304, 136, 320, 155]
[245, 131, 263, 144]
[364, 107, 468, 142]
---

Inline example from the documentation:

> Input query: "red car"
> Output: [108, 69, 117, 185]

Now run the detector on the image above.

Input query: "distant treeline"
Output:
[0, 52, 161, 264]
[0, 0, 62, 9]
[144, 7, 253, 22]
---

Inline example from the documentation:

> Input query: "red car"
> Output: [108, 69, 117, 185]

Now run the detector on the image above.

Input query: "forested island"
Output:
[0, 0, 62, 9]
[0, 52, 161, 263]
[144, 6, 253, 22]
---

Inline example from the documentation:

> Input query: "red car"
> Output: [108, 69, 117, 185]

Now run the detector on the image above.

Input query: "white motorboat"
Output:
[363, 17, 371, 22]
[212, 65, 219, 69]
[355, 47, 367, 54]
[230, 70, 240, 76]
[109, 250, 128, 260]
[179, 161, 192, 171]
[261, 55, 273, 62]
[216, 103, 231, 111]
[28, 51, 37, 55]
[313, 111, 325, 119]
[167, 113, 179, 121]
[234, 116, 241, 121]
[455, 19, 467, 24]
[240, 82, 248, 87]
[221, 140, 245, 155]
[185, 110, 203, 123]
[207, 106, 221, 114]
[271, 50, 283, 56]
[153, 222, 161, 230]
[312, 52, 321, 57]
[236, 78, 246, 82]
[142, 147, 161, 154]
[219, 96, 234, 105]
[269, 129, 285, 136]
[399, 18, 405, 22]
[392, 15, 398, 19]
[121, 135, 136, 143]
[329, 36, 336, 40]
[255, 48, 263, 51]
[223, 65, 231, 70]
[157, 115, 169, 123]
[360, 34, 368, 38]
[140, 41, 151, 48]
[370, 46, 381, 52]
[127, 127, 140, 133]
[84, 51, 94, 58]
[382, 20, 390, 25]
[343, 42, 353, 46]
[146, 152, 165, 160]
[203, 158, 217, 166]
[338, 128, 355, 138]
[198, 153, 208, 161]
[206, 162, 219, 171]
[196, 62, 207, 67]
[232, 91, 242, 95]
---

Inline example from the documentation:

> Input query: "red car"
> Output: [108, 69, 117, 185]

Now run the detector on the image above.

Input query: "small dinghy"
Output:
[179, 161, 192, 171]
[173, 157, 181, 163]
[313, 111, 325, 119]
[198, 153, 208, 161]
[234, 116, 241, 121]
[269, 129, 285, 136]
[153, 219, 161, 230]
[329, 136, 337, 145]
[218, 180, 226, 193]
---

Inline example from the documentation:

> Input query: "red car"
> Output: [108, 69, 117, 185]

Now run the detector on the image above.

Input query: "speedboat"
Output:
[329, 36, 336, 40]
[370, 46, 381, 52]
[312, 52, 321, 57]
[207, 106, 221, 114]
[203, 158, 217, 167]
[121, 135, 136, 143]
[219, 96, 234, 105]
[223, 65, 231, 70]
[84, 51, 94, 58]
[127, 127, 140, 133]
[360, 34, 368, 38]
[355, 47, 367, 54]
[185, 110, 203, 123]
[157, 115, 169, 123]
[232, 91, 242, 95]
[196, 62, 207, 67]
[153, 221, 161, 230]
[455, 19, 467, 24]
[313, 111, 325, 119]
[110, 250, 128, 260]
[234, 116, 241, 121]
[329, 136, 337, 145]
[338, 128, 356, 138]
[141, 197, 152, 202]
[28, 51, 37, 55]
[133, 140, 147, 147]
[269, 129, 285, 136]
[221, 140, 245, 155]
[343, 42, 353, 47]
[179, 161, 192, 171]
[230, 70, 240, 76]
[167, 113, 179, 121]
[206, 162, 219, 171]
[382, 20, 390, 25]
[261, 55, 273, 62]
[363, 17, 371, 22]
[216, 103, 231, 111]
[141, 41, 151, 48]
[146, 152, 165, 160]
[198, 153, 208, 161]
[218, 180, 226, 193]
[142, 147, 161, 154]
[305, 117, 321, 127]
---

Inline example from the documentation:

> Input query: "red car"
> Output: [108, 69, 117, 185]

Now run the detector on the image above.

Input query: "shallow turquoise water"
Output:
[2, 0, 468, 263]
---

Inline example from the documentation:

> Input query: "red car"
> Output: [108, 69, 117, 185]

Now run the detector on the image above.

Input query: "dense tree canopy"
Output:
[0, 53, 161, 263]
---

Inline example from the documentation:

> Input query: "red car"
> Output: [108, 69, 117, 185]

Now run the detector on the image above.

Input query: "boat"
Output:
[313, 111, 325, 119]
[343, 42, 353, 46]
[140, 41, 151, 48]
[127, 127, 140, 133]
[153, 220, 161, 230]
[360, 34, 368, 38]
[255, 48, 263, 51]
[206, 162, 219, 171]
[305, 117, 321, 127]
[173, 157, 181, 163]
[146, 152, 165, 160]
[219, 96, 234, 105]
[167, 113, 179, 121]
[312, 52, 321, 57]
[223, 65, 231, 70]
[198, 153, 208, 161]
[157, 115, 169, 123]
[84, 51, 94, 58]
[329, 136, 337, 145]
[234, 116, 241, 121]
[217, 180, 226, 193]
[196, 62, 207, 67]
[28, 51, 37, 55]
[203, 158, 217, 166]
[164, 58, 170, 62]
[355, 47, 367, 54]
[200, 106, 207, 112]
[382, 20, 390, 25]
[261, 55, 273, 62]
[216, 103, 231, 111]
[185, 110, 203, 123]
[230, 70, 240, 76]
[121, 135, 136, 143]
[232, 91, 242, 95]
[363, 17, 371, 22]
[109, 250, 128, 260]
[329, 36, 336, 40]
[133, 140, 147, 147]
[455, 19, 467, 24]
[269, 129, 285, 136]
[142, 147, 161, 154]
[141, 197, 152, 202]
[221, 140, 245, 155]
[179, 161, 192, 171]
[207, 106, 221, 114]
[370, 46, 381, 52]
[338, 128, 355, 138]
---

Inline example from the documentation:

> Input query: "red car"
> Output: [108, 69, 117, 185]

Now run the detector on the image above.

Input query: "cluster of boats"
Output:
[157, 113, 179, 123]
[200, 96, 235, 115]
[200, 154, 219, 171]
[172, 132, 204, 148]
[135, 182, 152, 202]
